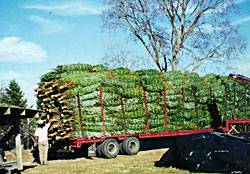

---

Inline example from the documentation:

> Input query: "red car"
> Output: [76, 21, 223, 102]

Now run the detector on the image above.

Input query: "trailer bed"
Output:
[70, 118, 250, 149]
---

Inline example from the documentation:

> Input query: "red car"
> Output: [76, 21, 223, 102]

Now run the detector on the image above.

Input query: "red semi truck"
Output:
[69, 74, 250, 158]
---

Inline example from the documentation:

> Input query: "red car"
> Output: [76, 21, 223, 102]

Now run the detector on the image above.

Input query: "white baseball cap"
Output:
[38, 120, 44, 124]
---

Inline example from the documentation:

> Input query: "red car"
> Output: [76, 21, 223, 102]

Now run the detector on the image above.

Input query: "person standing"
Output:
[34, 114, 51, 165]
[0, 131, 5, 161]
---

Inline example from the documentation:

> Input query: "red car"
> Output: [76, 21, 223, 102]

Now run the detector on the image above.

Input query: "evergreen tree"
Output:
[0, 80, 28, 108]
[0, 85, 6, 104]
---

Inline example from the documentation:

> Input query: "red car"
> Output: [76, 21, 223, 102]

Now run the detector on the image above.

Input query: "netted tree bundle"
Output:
[35, 64, 249, 144]
[103, 80, 138, 89]
[160, 71, 183, 81]
[167, 124, 181, 132]
[116, 87, 144, 98]
[61, 73, 106, 87]
[149, 118, 166, 128]
[165, 88, 181, 95]
[135, 69, 160, 76]
[122, 110, 145, 119]
[144, 84, 164, 92]
[167, 78, 189, 88]
[123, 98, 144, 105]
[60, 64, 93, 71]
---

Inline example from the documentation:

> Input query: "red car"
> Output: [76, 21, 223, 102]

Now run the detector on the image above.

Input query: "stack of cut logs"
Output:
[34, 80, 77, 147]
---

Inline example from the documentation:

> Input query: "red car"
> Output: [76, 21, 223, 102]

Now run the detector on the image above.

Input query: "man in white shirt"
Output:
[34, 114, 51, 165]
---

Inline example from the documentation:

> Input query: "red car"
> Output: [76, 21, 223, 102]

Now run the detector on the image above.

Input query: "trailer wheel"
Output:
[119, 141, 124, 154]
[122, 137, 140, 155]
[102, 139, 119, 158]
[96, 143, 103, 157]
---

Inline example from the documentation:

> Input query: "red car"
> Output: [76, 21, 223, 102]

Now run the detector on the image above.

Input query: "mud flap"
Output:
[88, 143, 96, 157]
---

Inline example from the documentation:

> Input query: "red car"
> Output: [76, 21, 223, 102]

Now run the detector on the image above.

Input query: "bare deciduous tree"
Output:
[101, 44, 154, 70]
[102, 0, 246, 72]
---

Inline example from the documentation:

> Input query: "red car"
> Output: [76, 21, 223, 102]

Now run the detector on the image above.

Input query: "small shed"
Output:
[0, 105, 41, 173]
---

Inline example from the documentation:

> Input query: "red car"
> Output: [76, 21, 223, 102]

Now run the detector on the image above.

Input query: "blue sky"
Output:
[0, 0, 250, 108]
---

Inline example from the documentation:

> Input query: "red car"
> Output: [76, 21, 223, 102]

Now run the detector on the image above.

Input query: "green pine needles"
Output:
[36, 64, 249, 142]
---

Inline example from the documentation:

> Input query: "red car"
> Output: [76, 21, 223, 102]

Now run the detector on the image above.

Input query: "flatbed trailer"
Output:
[69, 74, 250, 158]
[69, 119, 250, 158]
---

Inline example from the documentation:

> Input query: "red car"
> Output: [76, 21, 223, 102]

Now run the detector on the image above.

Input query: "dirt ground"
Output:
[4, 148, 210, 174]
[5, 149, 34, 163]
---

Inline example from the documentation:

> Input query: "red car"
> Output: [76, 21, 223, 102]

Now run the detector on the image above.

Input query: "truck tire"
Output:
[122, 137, 140, 155]
[96, 143, 103, 157]
[102, 139, 119, 158]
[119, 141, 124, 154]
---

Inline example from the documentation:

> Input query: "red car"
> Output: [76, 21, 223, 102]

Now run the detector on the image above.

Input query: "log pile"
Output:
[35, 64, 249, 146]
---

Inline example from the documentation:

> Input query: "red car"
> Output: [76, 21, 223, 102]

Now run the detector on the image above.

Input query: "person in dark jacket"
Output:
[0, 131, 5, 161]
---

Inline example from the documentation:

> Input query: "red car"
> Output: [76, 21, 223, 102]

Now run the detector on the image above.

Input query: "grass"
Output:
[20, 149, 212, 174]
